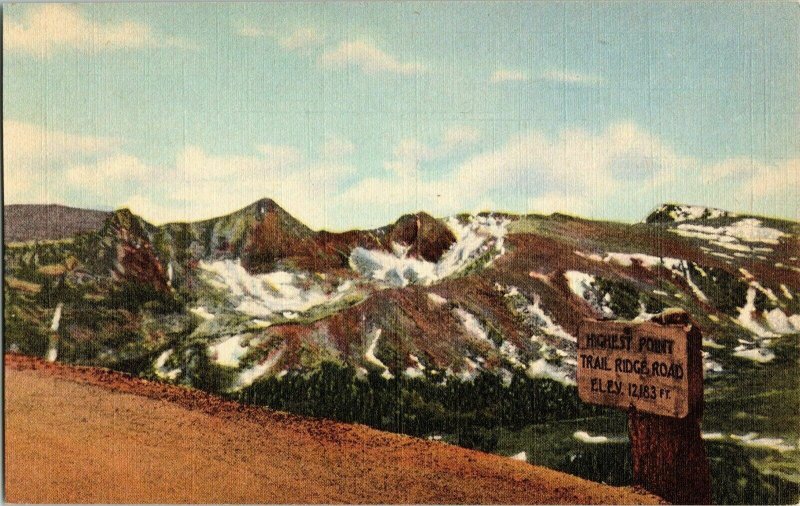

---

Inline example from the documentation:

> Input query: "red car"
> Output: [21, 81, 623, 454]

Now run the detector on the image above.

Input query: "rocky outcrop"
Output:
[385, 212, 457, 262]
[103, 209, 170, 293]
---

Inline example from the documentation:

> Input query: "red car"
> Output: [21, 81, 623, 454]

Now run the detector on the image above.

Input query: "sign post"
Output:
[577, 310, 712, 504]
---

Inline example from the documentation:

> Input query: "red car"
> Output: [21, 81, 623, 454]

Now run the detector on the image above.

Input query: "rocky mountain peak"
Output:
[645, 203, 734, 224]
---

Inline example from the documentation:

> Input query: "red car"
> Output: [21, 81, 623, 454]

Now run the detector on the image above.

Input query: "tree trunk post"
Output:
[627, 317, 712, 504]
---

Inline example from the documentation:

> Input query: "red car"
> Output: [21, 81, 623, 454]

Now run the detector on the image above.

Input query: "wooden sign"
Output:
[578, 313, 711, 504]
[577, 319, 693, 418]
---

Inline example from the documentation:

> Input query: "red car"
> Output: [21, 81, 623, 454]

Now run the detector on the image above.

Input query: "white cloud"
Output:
[254, 144, 304, 167]
[6, 119, 797, 231]
[4, 120, 122, 204]
[541, 70, 603, 85]
[384, 139, 430, 178]
[352, 122, 693, 219]
[5, 120, 120, 161]
[441, 125, 481, 151]
[318, 40, 424, 75]
[66, 154, 157, 187]
[321, 136, 356, 159]
[456, 122, 692, 213]
[3, 119, 356, 228]
[129, 146, 355, 227]
[704, 157, 799, 217]
[705, 157, 754, 182]
[337, 175, 456, 224]
[64, 155, 161, 207]
[279, 27, 325, 50]
[749, 159, 799, 198]
[384, 125, 482, 178]
[490, 69, 528, 83]
[5, 4, 193, 56]
[236, 24, 323, 51]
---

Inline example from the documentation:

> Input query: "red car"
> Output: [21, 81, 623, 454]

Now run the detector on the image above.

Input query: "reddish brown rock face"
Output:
[242, 213, 342, 272]
[386, 212, 457, 262]
[114, 239, 170, 293]
[241, 210, 457, 274]
[243, 213, 296, 271]
[105, 210, 170, 293]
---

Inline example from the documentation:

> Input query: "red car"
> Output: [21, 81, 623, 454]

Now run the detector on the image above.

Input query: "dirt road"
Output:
[4, 354, 661, 504]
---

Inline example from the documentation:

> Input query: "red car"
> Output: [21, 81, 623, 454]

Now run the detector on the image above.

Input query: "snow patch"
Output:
[208, 335, 250, 367]
[751, 281, 778, 302]
[427, 292, 448, 305]
[49, 303, 63, 332]
[527, 296, 577, 343]
[764, 308, 800, 334]
[573, 431, 609, 444]
[584, 254, 713, 303]
[702, 338, 724, 349]
[199, 259, 351, 318]
[733, 347, 775, 363]
[404, 354, 426, 379]
[730, 433, 796, 453]
[455, 308, 495, 347]
[499, 341, 523, 368]
[703, 352, 724, 373]
[365, 329, 394, 379]
[349, 215, 509, 287]
[574, 250, 604, 262]
[154, 349, 172, 369]
[683, 268, 709, 303]
[154, 349, 181, 380]
[237, 344, 286, 389]
[565, 271, 596, 298]
[709, 251, 735, 260]
[601, 252, 682, 270]
[733, 287, 777, 338]
[564, 271, 613, 317]
[190, 306, 215, 320]
[510, 451, 527, 462]
[458, 357, 481, 382]
[527, 358, 575, 385]
[672, 219, 786, 254]
[501, 284, 577, 346]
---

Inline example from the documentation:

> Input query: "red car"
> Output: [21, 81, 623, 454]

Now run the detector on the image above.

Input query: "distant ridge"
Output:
[645, 203, 735, 224]
[4, 204, 110, 243]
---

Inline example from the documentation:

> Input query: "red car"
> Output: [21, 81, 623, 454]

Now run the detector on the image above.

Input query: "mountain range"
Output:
[4, 199, 799, 503]
[6, 199, 798, 382]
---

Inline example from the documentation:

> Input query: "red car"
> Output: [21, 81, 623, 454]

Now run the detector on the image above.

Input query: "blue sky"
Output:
[4, 1, 798, 229]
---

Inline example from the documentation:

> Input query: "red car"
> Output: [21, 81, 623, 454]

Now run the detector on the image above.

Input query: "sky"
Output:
[4, 1, 799, 230]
